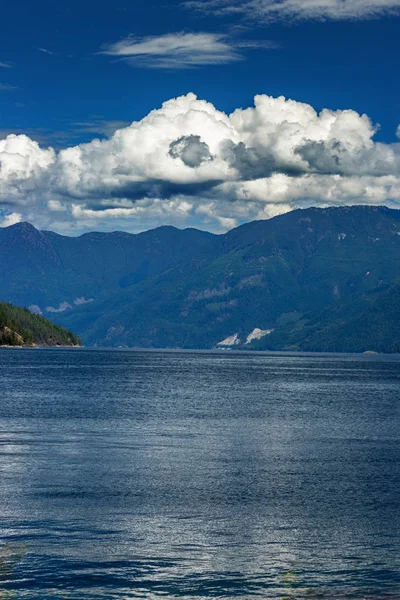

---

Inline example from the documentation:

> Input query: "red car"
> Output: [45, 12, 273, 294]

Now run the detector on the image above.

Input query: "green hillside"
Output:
[250, 281, 400, 353]
[56, 205, 400, 352]
[0, 303, 80, 347]
[1, 206, 400, 353]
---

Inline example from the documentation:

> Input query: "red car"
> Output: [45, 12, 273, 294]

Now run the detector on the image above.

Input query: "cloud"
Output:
[0, 212, 22, 227]
[37, 48, 54, 55]
[0, 127, 61, 147]
[0, 62, 13, 69]
[295, 139, 400, 176]
[100, 32, 274, 68]
[71, 119, 132, 138]
[185, 0, 400, 21]
[0, 83, 18, 91]
[0, 134, 55, 204]
[1, 92, 400, 234]
[46, 301, 72, 313]
[169, 135, 213, 167]
[0, 120, 133, 150]
[221, 140, 304, 179]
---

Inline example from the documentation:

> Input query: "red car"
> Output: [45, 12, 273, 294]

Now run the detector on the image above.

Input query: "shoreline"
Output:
[1, 345, 398, 358]
[0, 344, 82, 349]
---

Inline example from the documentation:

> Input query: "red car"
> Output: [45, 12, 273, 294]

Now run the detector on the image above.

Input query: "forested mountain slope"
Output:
[0, 303, 80, 347]
[2, 206, 400, 352]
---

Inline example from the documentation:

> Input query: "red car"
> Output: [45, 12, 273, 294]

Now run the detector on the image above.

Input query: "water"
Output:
[0, 348, 399, 599]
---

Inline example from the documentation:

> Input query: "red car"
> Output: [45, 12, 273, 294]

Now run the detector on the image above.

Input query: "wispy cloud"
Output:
[71, 119, 132, 137]
[0, 119, 132, 149]
[0, 61, 13, 69]
[100, 32, 275, 68]
[185, 0, 400, 21]
[37, 47, 54, 55]
[0, 128, 55, 147]
[0, 83, 18, 91]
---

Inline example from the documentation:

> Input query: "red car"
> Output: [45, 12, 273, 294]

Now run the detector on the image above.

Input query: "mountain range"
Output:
[1, 205, 400, 352]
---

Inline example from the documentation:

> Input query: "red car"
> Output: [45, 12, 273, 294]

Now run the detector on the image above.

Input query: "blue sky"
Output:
[1, 0, 400, 233]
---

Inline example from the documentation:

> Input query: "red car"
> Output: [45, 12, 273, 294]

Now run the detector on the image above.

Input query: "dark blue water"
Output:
[0, 349, 399, 599]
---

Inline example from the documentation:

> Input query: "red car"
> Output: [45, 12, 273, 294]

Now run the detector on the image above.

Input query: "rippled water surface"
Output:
[0, 348, 399, 599]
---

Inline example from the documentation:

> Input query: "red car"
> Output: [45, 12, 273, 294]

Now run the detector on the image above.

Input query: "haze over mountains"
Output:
[1, 205, 400, 353]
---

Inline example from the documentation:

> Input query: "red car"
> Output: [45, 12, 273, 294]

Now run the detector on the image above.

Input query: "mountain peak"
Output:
[2, 221, 47, 244]
[1, 221, 46, 240]
[6, 221, 37, 232]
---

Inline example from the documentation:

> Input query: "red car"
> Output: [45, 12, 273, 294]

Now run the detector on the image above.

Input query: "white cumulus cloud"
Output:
[1, 92, 400, 233]
[0, 212, 22, 227]
[0, 134, 55, 203]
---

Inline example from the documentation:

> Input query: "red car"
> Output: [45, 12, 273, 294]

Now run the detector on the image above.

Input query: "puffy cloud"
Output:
[186, 0, 400, 21]
[1, 92, 400, 234]
[295, 139, 400, 176]
[0, 211, 22, 227]
[169, 135, 213, 167]
[0, 134, 55, 203]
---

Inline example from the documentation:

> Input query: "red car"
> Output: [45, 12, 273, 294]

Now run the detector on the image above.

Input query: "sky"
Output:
[1, 0, 400, 234]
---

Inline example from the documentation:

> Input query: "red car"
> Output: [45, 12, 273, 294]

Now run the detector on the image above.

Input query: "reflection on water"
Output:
[0, 543, 25, 599]
[0, 348, 399, 598]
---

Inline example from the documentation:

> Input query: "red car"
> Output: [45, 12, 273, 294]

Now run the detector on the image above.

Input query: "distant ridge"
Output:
[1, 206, 400, 353]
